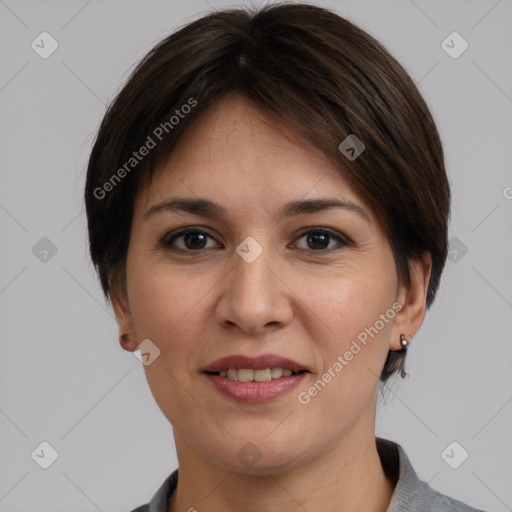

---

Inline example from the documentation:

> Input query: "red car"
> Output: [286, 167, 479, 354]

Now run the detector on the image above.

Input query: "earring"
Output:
[400, 334, 409, 351]
[120, 333, 130, 348]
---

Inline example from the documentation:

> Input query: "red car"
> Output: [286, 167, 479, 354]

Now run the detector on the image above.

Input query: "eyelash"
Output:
[159, 226, 350, 254]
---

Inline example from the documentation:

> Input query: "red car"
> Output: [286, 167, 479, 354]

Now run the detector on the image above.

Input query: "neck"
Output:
[168, 426, 395, 512]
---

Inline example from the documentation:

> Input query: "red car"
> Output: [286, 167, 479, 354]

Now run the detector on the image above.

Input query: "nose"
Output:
[215, 241, 293, 335]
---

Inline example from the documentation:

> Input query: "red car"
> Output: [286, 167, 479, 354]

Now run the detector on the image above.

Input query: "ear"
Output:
[110, 277, 138, 352]
[389, 252, 432, 350]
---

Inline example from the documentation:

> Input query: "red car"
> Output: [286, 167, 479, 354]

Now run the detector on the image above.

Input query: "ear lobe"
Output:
[109, 278, 138, 352]
[389, 252, 432, 351]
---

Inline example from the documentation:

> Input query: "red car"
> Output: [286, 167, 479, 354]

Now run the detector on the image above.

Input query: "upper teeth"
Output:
[219, 368, 294, 382]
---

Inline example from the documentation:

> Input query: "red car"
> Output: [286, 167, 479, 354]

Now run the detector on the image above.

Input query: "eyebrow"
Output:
[143, 197, 371, 224]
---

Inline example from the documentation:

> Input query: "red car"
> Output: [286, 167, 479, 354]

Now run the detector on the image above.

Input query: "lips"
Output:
[202, 354, 310, 374]
[202, 354, 311, 403]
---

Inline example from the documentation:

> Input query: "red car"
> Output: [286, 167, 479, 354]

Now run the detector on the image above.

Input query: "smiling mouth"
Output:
[205, 368, 309, 382]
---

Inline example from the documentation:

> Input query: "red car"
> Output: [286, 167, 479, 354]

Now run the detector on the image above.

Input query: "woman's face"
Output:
[113, 94, 425, 474]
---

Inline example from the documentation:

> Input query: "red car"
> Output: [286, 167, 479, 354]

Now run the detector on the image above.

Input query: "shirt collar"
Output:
[378, 437, 438, 511]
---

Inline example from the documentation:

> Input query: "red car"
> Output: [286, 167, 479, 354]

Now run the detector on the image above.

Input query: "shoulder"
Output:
[426, 487, 486, 511]
[377, 438, 486, 512]
[399, 478, 487, 511]
[128, 469, 179, 512]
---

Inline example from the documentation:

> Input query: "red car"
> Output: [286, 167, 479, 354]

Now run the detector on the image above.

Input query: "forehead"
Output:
[136, 94, 369, 221]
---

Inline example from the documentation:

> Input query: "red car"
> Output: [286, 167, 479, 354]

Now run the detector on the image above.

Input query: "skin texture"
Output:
[111, 93, 432, 512]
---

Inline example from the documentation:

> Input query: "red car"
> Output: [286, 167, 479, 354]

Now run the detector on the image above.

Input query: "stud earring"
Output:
[400, 334, 409, 351]
[120, 333, 130, 347]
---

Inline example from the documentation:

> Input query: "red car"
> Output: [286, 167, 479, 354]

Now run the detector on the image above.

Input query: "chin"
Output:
[208, 435, 311, 476]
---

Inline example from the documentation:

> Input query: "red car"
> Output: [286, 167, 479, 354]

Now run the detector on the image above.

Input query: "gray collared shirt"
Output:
[130, 438, 485, 511]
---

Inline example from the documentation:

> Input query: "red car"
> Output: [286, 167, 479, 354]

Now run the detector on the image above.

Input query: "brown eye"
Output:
[160, 226, 349, 255]
[161, 228, 219, 251]
[294, 228, 349, 252]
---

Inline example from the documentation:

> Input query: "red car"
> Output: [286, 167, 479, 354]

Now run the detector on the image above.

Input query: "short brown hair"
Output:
[84, 2, 450, 382]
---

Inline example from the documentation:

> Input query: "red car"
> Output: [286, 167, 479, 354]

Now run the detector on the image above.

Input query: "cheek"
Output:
[304, 267, 395, 344]
[126, 257, 220, 371]
[126, 262, 214, 423]
[302, 273, 396, 398]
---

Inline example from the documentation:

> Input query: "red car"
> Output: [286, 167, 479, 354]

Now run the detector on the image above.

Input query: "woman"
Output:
[84, 3, 484, 511]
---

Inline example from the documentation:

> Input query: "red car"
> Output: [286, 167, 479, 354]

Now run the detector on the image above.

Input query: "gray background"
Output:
[1, 0, 511, 510]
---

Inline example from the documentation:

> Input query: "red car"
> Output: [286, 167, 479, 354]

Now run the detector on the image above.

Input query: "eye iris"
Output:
[308, 232, 329, 250]
[172, 229, 338, 251]
[184, 232, 207, 250]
